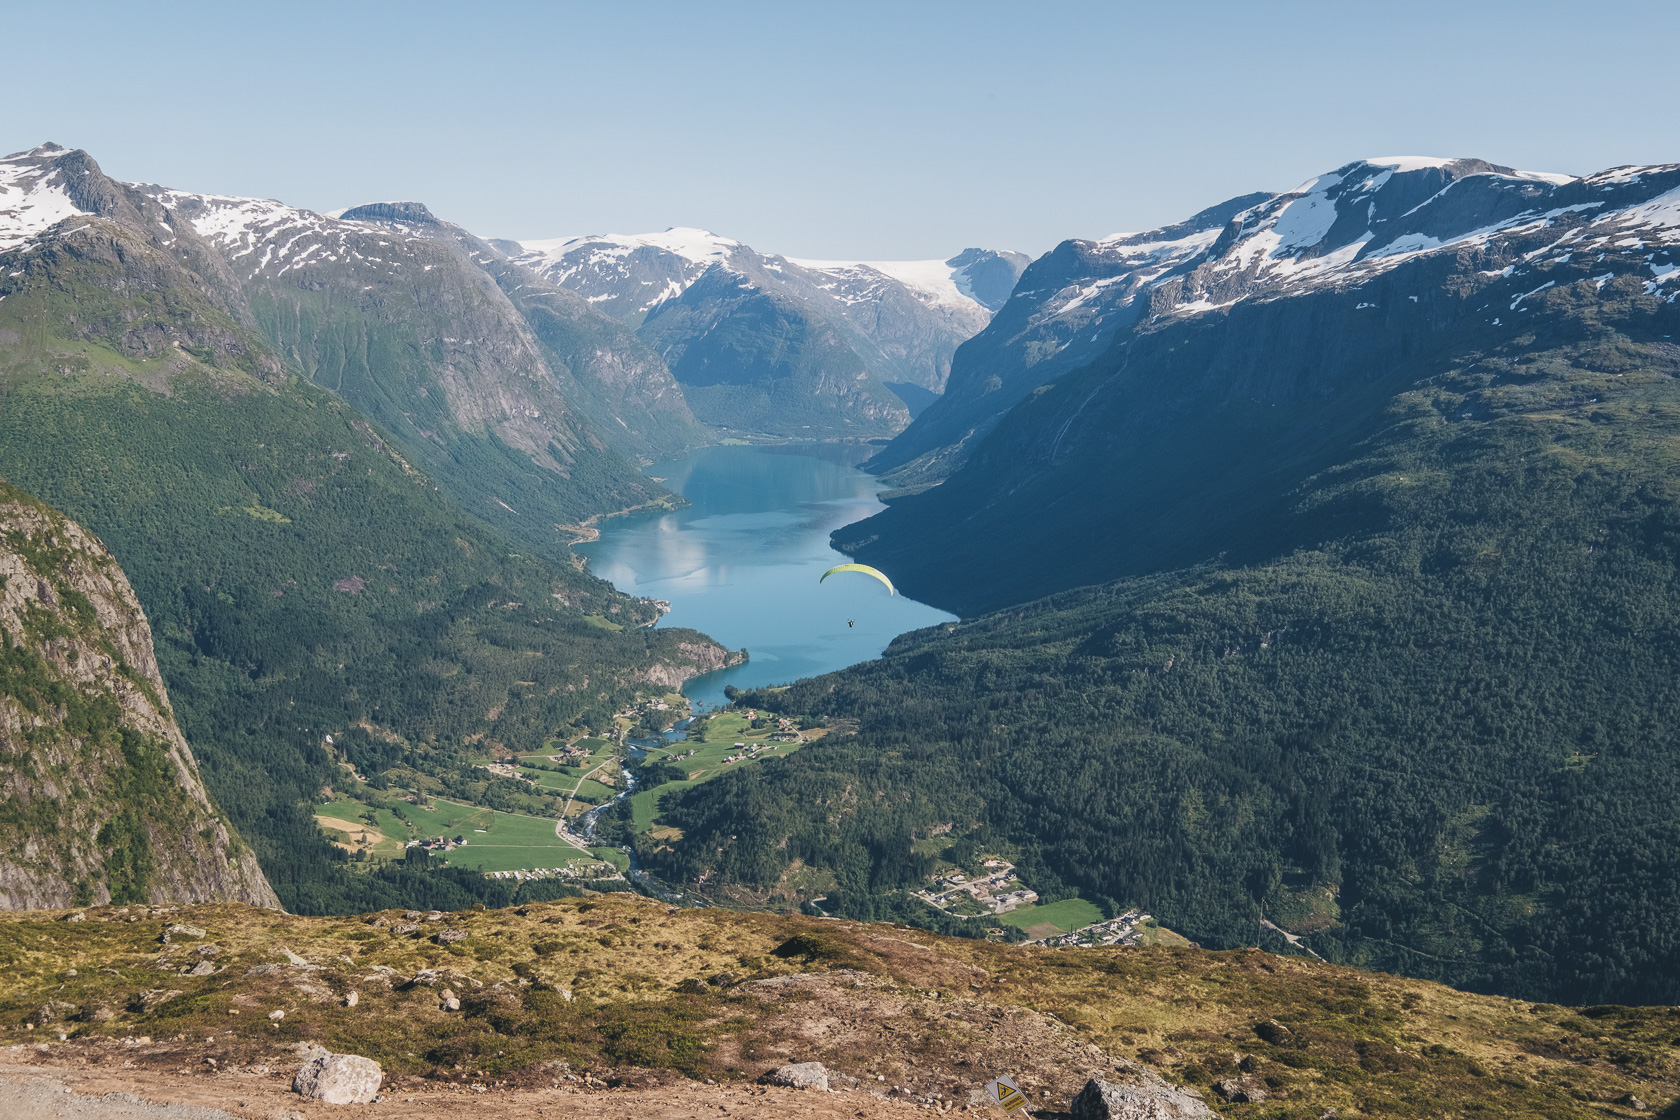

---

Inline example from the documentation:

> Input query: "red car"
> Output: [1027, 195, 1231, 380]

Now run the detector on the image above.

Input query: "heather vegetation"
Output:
[1, 896, 1674, 1117]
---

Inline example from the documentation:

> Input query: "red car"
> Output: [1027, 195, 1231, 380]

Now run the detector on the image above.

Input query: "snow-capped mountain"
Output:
[874, 155, 1680, 484]
[843, 153, 1680, 614]
[0, 143, 698, 544]
[508, 228, 1029, 430]
[506, 228, 747, 323]
[0, 144, 91, 252]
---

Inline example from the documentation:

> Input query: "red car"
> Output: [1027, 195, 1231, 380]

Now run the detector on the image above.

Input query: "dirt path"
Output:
[1260, 918, 1326, 962]
[558, 758, 618, 831]
[0, 1054, 932, 1120]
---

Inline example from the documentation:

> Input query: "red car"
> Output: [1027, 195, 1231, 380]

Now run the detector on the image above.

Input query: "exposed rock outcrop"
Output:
[0, 481, 278, 910]
[1070, 1077, 1219, 1119]
[761, 1061, 830, 1091]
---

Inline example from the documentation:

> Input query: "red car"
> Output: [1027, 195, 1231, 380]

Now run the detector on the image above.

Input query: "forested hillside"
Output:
[645, 160, 1680, 1004]
[0, 480, 277, 909]
[0, 154, 730, 914]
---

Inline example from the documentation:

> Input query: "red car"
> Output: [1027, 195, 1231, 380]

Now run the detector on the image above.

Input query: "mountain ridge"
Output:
[867, 155, 1643, 487]
[511, 227, 1028, 435]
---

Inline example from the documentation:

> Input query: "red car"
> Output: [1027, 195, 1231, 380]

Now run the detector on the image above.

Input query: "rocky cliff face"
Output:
[363, 211, 708, 464]
[0, 482, 278, 910]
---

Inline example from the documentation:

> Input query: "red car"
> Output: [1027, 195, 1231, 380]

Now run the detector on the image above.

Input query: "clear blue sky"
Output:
[6, 0, 1677, 259]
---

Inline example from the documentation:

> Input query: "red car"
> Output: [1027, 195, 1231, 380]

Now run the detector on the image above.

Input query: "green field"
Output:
[311, 798, 412, 860]
[507, 737, 621, 796]
[627, 714, 808, 834]
[313, 791, 615, 875]
[997, 898, 1105, 935]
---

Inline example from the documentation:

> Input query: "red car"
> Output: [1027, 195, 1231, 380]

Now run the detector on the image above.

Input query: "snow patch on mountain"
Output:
[0, 144, 88, 251]
[788, 256, 982, 312]
[519, 227, 739, 270]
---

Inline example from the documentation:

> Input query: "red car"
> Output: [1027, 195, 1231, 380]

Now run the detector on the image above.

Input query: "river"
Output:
[576, 443, 956, 706]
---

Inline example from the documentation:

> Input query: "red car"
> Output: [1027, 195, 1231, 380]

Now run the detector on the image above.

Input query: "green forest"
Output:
[0, 223, 713, 914]
[648, 292, 1680, 1006]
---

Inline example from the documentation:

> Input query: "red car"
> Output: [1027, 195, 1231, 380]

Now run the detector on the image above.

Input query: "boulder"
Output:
[130, 989, 182, 1013]
[34, 1000, 76, 1024]
[1254, 1018, 1294, 1046]
[1069, 1078, 1218, 1120]
[760, 1061, 830, 1091]
[434, 927, 467, 945]
[293, 1051, 383, 1104]
[1214, 1077, 1267, 1103]
[167, 923, 208, 939]
[185, 960, 216, 977]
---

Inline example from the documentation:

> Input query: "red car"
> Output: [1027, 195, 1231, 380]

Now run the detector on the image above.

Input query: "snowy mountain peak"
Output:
[784, 248, 1030, 314]
[519, 226, 741, 268]
[0, 143, 91, 252]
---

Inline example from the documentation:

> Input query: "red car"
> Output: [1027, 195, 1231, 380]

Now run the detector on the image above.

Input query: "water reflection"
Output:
[577, 444, 956, 705]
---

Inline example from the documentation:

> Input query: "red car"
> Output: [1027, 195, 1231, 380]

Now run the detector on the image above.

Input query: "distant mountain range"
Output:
[855, 155, 1680, 590]
[643, 154, 1680, 1003]
[872, 156, 1599, 487]
[508, 229, 1028, 433]
[1, 145, 1027, 451]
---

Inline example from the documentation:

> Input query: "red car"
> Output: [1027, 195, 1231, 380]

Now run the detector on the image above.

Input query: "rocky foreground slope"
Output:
[0, 894, 1672, 1118]
[0, 483, 276, 910]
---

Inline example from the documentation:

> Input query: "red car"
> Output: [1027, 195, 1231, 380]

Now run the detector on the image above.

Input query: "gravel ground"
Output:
[0, 1058, 951, 1120]
[0, 1070, 239, 1120]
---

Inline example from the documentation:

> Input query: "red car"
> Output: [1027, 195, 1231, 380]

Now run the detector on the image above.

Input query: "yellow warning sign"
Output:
[988, 1074, 1029, 1114]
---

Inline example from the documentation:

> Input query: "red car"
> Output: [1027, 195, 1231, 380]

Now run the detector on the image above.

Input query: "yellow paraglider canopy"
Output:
[820, 563, 895, 595]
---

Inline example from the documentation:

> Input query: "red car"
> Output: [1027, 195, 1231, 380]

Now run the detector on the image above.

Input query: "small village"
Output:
[914, 859, 1039, 915]
[1024, 909, 1153, 948]
[486, 863, 626, 884]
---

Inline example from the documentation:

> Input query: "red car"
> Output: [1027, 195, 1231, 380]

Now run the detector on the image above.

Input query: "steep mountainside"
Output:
[510, 229, 1027, 435]
[0, 146, 732, 913]
[0, 144, 702, 559]
[0, 481, 277, 910]
[871, 157, 1588, 485]
[335, 202, 709, 465]
[642, 158, 1680, 1003]
[844, 156, 1675, 604]
[868, 192, 1271, 483]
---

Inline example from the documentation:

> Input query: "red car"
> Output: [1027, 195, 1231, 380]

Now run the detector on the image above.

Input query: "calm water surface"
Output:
[576, 444, 956, 705]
